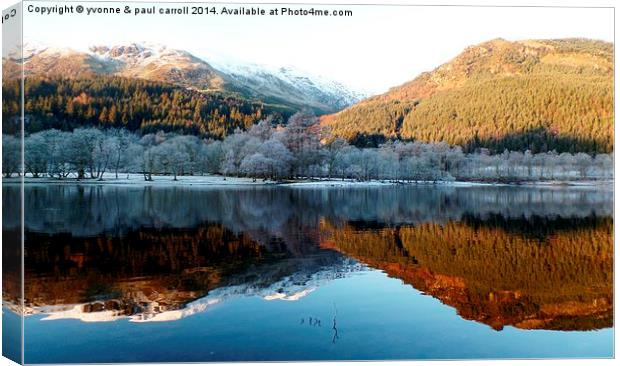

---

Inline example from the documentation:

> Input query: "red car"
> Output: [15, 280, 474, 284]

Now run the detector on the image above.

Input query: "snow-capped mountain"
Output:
[211, 59, 366, 113]
[88, 42, 225, 91]
[5, 42, 363, 114]
[4, 42, 115, 79]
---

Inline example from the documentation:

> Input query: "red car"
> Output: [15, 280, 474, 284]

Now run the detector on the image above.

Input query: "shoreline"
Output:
[2, 173, 613, 189]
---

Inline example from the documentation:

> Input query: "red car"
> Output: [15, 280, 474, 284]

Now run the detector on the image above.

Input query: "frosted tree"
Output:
[522, 150, 534, 178]
[333, 145, 358, 180]
[173, 135, 202, 175]
[125, 143, 146, 180]
[358, 149, 379, 181]
[198, 140, 224, 175]
[378, 147, 399, 181]
[40, 129, 72, 179]
[240, 153, 272, 180]
[221, 130, 261, 176]
[257, 138, 294, 179]
[324, 138, 348, 179]
[110, 129, 137, 179]
[152, 140, 190, 180]
[3, 124, 613, 183]
[593, 154, 613, 179]
[574, 153, 593, 179]
[248, 118, 275, 141]
[2, 134, 21, 177]
[67, 128, 104, 179]
[129, 144, 155, 181]
[24, 133, 49, 178]
[92, 135, 118, 180]
[279, 112, 324, 178]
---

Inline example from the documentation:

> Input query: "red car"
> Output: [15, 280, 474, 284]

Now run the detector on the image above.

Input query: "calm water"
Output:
[2, 184, 614, 362]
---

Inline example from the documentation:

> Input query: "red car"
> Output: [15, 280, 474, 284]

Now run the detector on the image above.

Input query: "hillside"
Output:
[213, 61, 365, 114]
[89, 43, 226, 90]
[321, 38, 614, 153]
[3, 42, 362, 115]
[2, 76, 283, 138]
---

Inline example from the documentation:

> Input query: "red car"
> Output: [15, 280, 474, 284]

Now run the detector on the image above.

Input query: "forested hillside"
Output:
[2, 76, 290, 138]
[322, 38, 614, 153]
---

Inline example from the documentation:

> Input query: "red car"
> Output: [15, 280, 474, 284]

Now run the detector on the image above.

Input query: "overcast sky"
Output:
[22, 1, 614, 94]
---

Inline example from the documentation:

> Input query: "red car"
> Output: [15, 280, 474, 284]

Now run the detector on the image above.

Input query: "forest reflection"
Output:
[320, 215, 612, 331]
[3, 184, 613, 330]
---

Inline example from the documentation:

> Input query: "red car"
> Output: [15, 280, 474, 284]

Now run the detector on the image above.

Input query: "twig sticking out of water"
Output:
[332, 302, 339, 344]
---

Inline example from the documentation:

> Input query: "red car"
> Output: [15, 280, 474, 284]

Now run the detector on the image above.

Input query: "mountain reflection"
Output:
[17, 223, 358, 322]
[3, 184, 613, 330]
[320, 215, 612, 331]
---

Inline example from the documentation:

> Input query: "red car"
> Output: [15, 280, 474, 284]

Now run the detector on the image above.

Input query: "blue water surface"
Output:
[22, 270, 613, 363]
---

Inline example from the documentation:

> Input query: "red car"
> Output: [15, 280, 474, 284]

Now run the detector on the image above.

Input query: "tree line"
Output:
[2, 112, 612, 182]
[2, 76, 290, 138]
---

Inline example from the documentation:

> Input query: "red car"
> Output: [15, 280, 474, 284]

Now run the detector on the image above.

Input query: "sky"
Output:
[18, 0, 615, 94]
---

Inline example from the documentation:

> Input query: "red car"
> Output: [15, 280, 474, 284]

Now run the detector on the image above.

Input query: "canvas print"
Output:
[1, 0, 614, 363]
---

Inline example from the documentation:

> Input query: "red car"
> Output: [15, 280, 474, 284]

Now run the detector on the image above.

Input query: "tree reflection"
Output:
[320, 216, 613, 331]
[3, 184, 613, 330]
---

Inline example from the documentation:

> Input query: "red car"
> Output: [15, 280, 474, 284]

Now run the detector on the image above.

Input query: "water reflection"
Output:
[320, 215, 612, 331]
[2, 184, 613, 331]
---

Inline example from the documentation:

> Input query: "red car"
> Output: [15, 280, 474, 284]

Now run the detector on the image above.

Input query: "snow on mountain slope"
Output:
[211, 58, 366, 113]
[4, 42, 117, 78]
[88, 42, 225, 90]
[25, 257, 367, 323]
[6, 41, 363, 114]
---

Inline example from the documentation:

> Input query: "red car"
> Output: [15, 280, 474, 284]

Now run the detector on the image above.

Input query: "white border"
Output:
[0, 1, 617, 366]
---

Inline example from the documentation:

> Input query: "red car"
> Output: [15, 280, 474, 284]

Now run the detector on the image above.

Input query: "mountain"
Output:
[2, 42, 362, 136]
[4, 44, 109, 78]
[321, 38, 614, 153]
[2, 42, 224, 90]
[3, 42, 362, 115]
[211, 60, 365, 114]
[88, 43, 226, 91]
